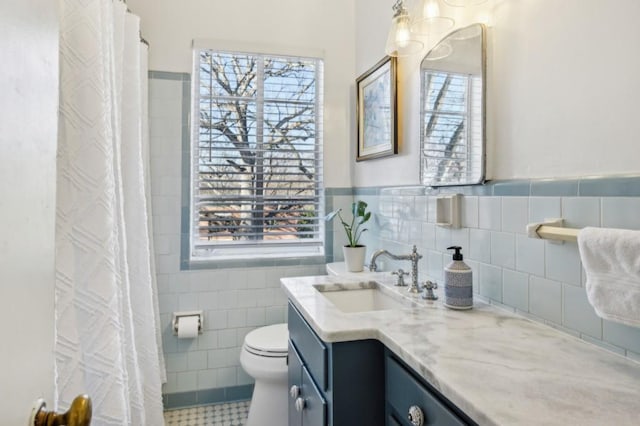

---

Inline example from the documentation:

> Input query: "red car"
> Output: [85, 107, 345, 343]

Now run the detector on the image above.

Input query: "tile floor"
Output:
[164, 400, 250, 426]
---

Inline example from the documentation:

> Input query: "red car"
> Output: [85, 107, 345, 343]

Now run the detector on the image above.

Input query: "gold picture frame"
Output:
[356, 56, 397, 161]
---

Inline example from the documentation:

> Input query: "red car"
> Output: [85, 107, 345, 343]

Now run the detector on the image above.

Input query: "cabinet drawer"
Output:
[288, 302, 327, 390]
[386, 356, 469, 426]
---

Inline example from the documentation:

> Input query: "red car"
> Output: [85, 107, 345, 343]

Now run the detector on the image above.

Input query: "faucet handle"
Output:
[421, 281, 438, 300]
[391, 269, 409, 286]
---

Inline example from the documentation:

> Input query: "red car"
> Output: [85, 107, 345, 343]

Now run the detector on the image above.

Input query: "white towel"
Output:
[577, 227, 640, 328]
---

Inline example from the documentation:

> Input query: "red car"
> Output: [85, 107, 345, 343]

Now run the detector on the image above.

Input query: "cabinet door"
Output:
[301, 365, 326, 426]
[289, 341, 303, 426]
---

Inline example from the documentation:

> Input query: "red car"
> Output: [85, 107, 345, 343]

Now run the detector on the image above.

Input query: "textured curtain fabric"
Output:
[56, 0, 165, 424]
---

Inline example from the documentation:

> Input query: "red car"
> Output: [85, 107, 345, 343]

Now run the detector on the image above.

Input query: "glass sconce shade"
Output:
[385, 0, 424, 57]
[421, 40, 452, 61]
[411, 0, 455, 36]
[444, 0, 488, 6]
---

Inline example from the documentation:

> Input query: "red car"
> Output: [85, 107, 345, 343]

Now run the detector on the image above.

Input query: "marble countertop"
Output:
[281, 271, 640, 426]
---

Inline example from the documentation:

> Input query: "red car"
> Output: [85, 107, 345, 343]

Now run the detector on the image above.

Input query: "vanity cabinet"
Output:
[287, 301, 474, 426]
[287, 302, 385, 426]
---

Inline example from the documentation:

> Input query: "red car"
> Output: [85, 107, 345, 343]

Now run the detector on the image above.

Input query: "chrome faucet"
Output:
[369, 245, 423, 293]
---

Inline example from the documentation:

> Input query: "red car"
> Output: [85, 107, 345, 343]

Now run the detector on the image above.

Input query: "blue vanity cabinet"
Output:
[287, 302, 385, 426]
[385, 351, 476, 426]
[287, 301, 474, 425]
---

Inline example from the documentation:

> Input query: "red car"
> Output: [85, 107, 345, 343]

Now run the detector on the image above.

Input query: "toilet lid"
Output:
[244, 323, 289, 356]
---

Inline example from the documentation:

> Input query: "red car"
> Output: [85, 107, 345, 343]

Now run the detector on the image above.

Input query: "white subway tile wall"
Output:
[528, 196, 561, 223]
[478, 196, 502, 231]
[502, 269, 529, 312]
[500, 197, 528, 234]
[562, 197, 600, 228]
[602, 197, 640, 229]
[368, 191, 640, 360]
[149, 75, 325, 398]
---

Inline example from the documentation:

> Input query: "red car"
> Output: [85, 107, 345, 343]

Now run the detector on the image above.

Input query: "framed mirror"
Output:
[420, 23, 486, 187]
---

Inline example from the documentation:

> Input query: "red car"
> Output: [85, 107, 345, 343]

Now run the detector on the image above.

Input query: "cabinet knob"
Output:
[407, 405, 424, 426]
[295, 397, 306, 412]
[289, 385, 300, 399]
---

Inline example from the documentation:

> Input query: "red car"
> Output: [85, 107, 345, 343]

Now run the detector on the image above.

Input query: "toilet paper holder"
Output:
[172, 310, 203, 335]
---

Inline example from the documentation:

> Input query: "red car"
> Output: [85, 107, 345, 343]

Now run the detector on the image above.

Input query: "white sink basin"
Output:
[313, 282, 416, 313]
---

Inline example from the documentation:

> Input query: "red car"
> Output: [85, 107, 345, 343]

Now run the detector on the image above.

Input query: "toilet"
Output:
[240, 323, 289, 426]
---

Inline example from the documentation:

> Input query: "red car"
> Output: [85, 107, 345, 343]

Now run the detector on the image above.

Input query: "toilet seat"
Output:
[243, 323, 288, 358]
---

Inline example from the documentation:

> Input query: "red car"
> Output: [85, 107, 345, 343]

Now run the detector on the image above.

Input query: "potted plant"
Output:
[325, 200, 371, 272]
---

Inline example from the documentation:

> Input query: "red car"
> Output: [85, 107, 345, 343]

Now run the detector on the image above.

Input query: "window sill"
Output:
[181, 254, 328, 271]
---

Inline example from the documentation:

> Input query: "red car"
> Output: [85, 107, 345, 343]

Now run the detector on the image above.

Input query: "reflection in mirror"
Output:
[420, 23, 486, 186]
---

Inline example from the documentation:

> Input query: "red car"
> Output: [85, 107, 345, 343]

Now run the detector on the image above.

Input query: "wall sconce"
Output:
[411, 0, 455, 36]
[385, 0, 424, 57]
[444, 0, 488, 6]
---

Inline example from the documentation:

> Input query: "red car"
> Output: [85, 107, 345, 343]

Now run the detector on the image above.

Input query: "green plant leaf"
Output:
[326, 200, 371, 247]
[356, 200, 368, 217]
[324, 209, 341, 221]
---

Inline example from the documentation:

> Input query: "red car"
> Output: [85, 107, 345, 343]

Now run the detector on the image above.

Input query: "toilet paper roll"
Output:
[177, 315, 199, 339]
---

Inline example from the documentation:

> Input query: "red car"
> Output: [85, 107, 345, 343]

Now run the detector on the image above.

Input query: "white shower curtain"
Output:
[56, 0, 165, 424]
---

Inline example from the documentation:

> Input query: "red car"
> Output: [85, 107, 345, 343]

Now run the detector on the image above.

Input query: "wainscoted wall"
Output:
[149, 71, 640, 410]
[148, 72, 325, 409]
[348, 180, 640, 361]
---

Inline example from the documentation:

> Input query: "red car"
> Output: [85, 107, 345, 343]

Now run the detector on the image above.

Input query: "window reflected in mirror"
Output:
[420, 23, 486, 187]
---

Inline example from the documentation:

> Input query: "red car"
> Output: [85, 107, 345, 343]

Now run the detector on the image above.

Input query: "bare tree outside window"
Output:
[192, 50, 323, 255]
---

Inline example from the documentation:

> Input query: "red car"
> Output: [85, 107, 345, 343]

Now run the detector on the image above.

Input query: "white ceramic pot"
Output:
[342, 246, 366, 272]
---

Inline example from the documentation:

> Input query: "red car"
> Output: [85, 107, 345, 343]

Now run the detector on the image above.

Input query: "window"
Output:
[190, 48, 324, 261]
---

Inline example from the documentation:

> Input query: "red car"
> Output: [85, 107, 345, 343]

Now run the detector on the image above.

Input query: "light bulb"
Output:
[411, 0, 454, 36]
[424, 0, 440, 18]
[385, 0, 424, 57]
[475, 11, 492, 26]
[444, 0, 488, 6]
[395, 16, 411, 47]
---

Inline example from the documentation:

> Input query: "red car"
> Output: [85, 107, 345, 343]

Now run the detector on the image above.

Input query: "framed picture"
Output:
[356, 56, 397, 161]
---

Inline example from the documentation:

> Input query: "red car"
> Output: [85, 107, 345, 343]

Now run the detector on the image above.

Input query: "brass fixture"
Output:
[33, 395, 92, 426]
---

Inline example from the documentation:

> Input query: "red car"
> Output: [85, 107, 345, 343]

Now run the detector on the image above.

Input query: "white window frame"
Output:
[189, 42, 325, 262]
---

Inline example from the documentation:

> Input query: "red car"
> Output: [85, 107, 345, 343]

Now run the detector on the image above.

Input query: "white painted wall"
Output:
[128, 0, 355, 188]
[0, 1, 58, 424]
[355, 0, 640, 184]
[128, 0, 359, 396]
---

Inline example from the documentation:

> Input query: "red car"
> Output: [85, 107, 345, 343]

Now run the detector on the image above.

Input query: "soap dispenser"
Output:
[444, 246, 473, 310]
